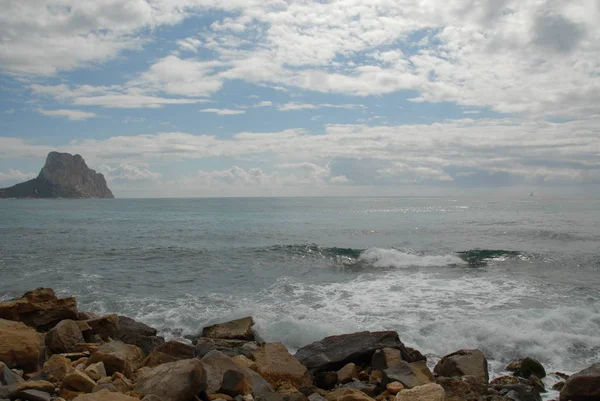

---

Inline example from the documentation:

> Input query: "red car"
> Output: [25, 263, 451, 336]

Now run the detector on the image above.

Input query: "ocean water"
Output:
[1, 196, 599, 387]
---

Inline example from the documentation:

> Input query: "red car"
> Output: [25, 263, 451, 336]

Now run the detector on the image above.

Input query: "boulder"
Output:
[0, 361, 25, 385]
[82, 315, 119, 342]
[559, 363, 600, 401]
[31, 354, 72, 383]
[325, 388, 375, 401]
[232, 355, 257, 371]
[73, 389, 140, 401]
[144, 340, 195, 367]
[46, 319, 85, 353]
[383, 361, 432, 389]
[341, 381, 378, 397]
[506, 358, 546, 379]
[16, 389, 53, 401]
[315, 372, 338, 390]
[221, 369, 251, 396]
[87, 341, 145, 377]
[253, 343, 312, 388]
[196, 338, 261, 359]
[0, 318, 42, 372]
[110, 372, 133, 393]
[337, 363, 358, 384]
[113, 316, 164, 355]
[435, 377, 478, 401]
[433, 349, 489, 383]
[0, 288, 77, 329]
[202, 350, 273, 395]
[372, 349, 403, 371]
[295, 331, 415, 373]
[202, 317, 256, 341]
[84, 362, 107, 381]
[62, 370, 97, 393]
[134, 358, 206, 401]
[498, 384, 542, 401]
[395, 383, 445, 401]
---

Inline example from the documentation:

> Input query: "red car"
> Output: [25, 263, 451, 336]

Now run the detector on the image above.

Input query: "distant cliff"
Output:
[0, 152, 114, 199]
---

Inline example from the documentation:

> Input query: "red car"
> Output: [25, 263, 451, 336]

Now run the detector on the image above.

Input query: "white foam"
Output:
[358, 248, 466, 268]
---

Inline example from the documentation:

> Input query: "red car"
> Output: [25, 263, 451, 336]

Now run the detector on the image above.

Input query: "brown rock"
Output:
[0, 288, 78, 329]
[253, 343, 311, 387]
[358, 371, 369, 382]
[435, 377, 478, 401]
[113, 316, 164, 355]
[372, 349, 403, 371]
[209, 394, 234, 401]
[433, 349, 489, 383]
[195, 338, 261, 359]
[73, 358, 90, 368]
[383, 361, 431, 389]
[337, 363, 358, 384]
[559, 363, 600, 401]
[0, 318, 43, 372]
[134, 359, 206, 401]
[408, 362, 433, 381]
[32, 354, 72, 383]
[73, 389, 140, 401]
[87, 341, 145, 377]
[202, 350, 273, 395]
[369, 370, 384, 384]
[16, 389, 53, 401]
[325, 388, 374, 401]
[506, 358, 546, 379]
[232, 355, 257, 371]
[315, 372, 338, 390]
[0, 361, 25, 385]
[83, 315, 119, 342]
[221, 369, 251, 396]
[46, 320, 85, 353]
[60, 388, 84, 401]
[143, 341, 195, 367]
[92, 384, 119, 393]
[110, 373, 132, 394]
[141, 395, 163, 401]
[386, 383, 404, 395]
[16, 380, 55, 394]
[84, 362, 107, 381]
[202, 317, 255, 341]
[395, 384, 444, 401]
[62, 370, 97, 393]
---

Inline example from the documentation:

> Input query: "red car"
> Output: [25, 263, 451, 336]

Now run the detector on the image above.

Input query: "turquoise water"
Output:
[1, 196, 599, 380]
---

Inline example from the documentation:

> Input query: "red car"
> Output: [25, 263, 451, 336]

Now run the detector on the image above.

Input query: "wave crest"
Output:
[358, 248, 466, 268]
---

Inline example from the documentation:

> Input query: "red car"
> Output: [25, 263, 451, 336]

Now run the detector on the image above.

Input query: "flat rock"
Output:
[0, 288, 78, 329]
[295, 331, 413, 373]
[63, 370, 97, 393]
[46, 319, 85, 353]
[202, 317, 255, 341]
[144, 340, 195, 367]
[30, 354, 72, 383]
[0, 361, 25, 385]
[0, 318, 43, 372]
[15, 389, 52, 401]
[559, 363, 600, 401]
[372, 348, 403, 371]
[83, 315, 119, 342]
[73, 389, 140, 401]
[383, 361, 432, 389]
[113, 316, 164, 355]
[253, 343, 311, 388]
[16, 380, 55, 393]
[433, 349, 489, 383]
[325, 388, 375, 401]
[134, 358, 206, 401]
[395, 383, 445, 401]
[87, 341, 145, 378]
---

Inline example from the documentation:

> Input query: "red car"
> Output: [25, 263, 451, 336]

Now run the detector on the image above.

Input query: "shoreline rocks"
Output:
[0, 288, 596, 401]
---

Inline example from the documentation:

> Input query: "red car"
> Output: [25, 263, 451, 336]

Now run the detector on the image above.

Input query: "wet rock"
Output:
[337, 364, 358, 385]
[295, 331, 414, 373]
[433, 349, 489, 383]
[383, 361, 431, 389]
[46, 320, 85, 354]
[552, 382, 565, 391]
[134, 359, 207, 401]
[84, 362, 107, 381]
[325, 388, 375, 401]
[15, 389, 53, 401]
[498, 384, 542, 401]
[385, 382, 404, 395]
[113, 316, 164, 355]
[253, 343, 312, 388]
[196, 338, 261, 359]
[0, 361, 25, 385]
[435, 377, 478, 401]
[395, 383, 445, 401]
[221, 369, 251, 396]
[314, 372, 338, 390]
[73, 389, 140, 401]
[144, 340, 195, 367]
[491, 377, 521, 386]
[203, 317, 256, 341]
[62, 370, 97, 393]
[559, 363, 600, 401]
[86, 341, 145, 377]
[506, 358, 546, 380]
[0, 288, 78, 330]
[82, 315, 119, 342]
[0, 318, 43, 372]
[30, 354, 72, 383]
[372, 349, 402, 371]
[202, 351, 273, 395]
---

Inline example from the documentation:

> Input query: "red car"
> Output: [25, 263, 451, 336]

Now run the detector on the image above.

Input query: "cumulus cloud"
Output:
[101, 164, 162, 182]
[37, 108, 97, 121]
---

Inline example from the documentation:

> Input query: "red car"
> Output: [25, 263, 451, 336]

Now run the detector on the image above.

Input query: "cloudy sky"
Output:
[1, 0, 599, 197]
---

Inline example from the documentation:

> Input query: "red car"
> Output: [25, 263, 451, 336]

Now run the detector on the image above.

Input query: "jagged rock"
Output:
[15, 389, 53, 401]
[0, 318, 43, 372]
[325, 388, 374, 401]
[110, 372, 133, 393]
[46, 320, 85, 353]
[506, 358, 546, 379]
[435, 377, 478, 401]
[433, 349, 489, 383]
[202, 350, 273, 395]
[134, 359, 206, 401]
[221, 369, 251, 396]
[196, 338, 261, 359]
[30, 354, 72, 383]
[337, 363, 358, 384]
[16, 380, 55, 393]
[82, 315, 119, 342]
[202, 317, 256, 341]
[0, 152, 114, 199]
[295, 331, 415, 373]
[253, 343, 312, 388]
[341, 381, 378, 397]
[144, 340, 195, 367]
[383, 361, 432, 389]
[0, 288, 78, 330]
[372, 349, 403, 371]
[86, 341, 145, 378]
[386, 382, 404, 395]
[62, 370, 97, 393]
[232, 355, 257, 371]
[84, 362, 107, 381]
[498, 384, 542, 401]
[113, 316, 164, 355]
[552, 381, 565, 391]
[0, 361, 25, 385]
[315, 372, 338, 390]
[73, 390, 140, 401]
[395, 383, 445, 401]
[559, 363, 600, 401]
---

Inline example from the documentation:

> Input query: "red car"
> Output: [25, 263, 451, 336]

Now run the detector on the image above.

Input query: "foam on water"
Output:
[358, 247, 466, 267]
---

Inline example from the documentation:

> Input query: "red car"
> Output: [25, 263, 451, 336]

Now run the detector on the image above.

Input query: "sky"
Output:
[1, 0, 599, 197]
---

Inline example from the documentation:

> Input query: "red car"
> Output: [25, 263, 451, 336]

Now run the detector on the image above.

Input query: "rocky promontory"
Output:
[0, 288, 598, 401]
[0, 152, 114, 199]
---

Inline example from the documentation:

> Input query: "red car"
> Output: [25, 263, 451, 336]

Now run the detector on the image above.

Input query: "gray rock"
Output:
[499, 384, 542, 401]
[202, 317, 255, 341]
[308, 395, 327, 401]
[113, 316, 164, 355]
[201, 350, 273, 395]
[559, 363, 600, 401]
[433, 349, 489, 383]
[135, 359, 206, 401]
[0, 362, 25, 386]
[45, 319, 84, 353]
[383, 361, 432, 389]
[506, 358, 546, 379]
[15, 389, 52, 401]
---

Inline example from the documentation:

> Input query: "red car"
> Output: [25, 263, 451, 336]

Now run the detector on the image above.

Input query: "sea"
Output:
[1, 196, 599, 394]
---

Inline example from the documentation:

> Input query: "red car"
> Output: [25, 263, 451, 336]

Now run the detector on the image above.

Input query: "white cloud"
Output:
[200, 108, 246, 115]
[101, 164, 162, 182]
[277, 102, 364, 111]
[37, 108, 97, 121]
[0, 169, 36, 184]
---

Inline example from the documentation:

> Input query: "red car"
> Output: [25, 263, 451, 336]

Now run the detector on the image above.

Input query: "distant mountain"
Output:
[0, 152, 114, 199]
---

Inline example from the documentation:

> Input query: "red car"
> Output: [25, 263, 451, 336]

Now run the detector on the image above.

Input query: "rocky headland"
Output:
[0, 288, 598, 401]
[0, 152, 114, 199]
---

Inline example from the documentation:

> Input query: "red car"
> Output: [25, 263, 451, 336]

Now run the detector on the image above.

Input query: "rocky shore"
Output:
[0, 289, 598, 401]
